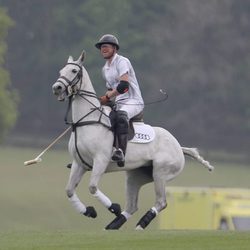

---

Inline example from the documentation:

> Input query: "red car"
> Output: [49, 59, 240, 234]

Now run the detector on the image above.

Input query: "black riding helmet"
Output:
[95, 34, 119, 50]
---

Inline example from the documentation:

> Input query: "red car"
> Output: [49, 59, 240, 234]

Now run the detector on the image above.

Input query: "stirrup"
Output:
[117, 160, 125, 167]
[111, 148, 125, 162]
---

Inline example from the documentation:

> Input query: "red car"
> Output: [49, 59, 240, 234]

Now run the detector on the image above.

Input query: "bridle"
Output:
[56, 62, 111, 170]
[56, 63, 83, 98]
[59, 63, 110, 128]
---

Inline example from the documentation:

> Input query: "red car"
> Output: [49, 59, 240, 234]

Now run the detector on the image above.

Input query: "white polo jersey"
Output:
[102, 53, 144, 108]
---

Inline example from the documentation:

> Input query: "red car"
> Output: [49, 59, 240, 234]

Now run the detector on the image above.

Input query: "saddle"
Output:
[106, 107, 155, 145]
[128, 112, 155, 143]
[128, 111, 144, 140]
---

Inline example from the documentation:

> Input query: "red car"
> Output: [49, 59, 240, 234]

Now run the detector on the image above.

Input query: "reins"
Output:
[62, 66, 111, 170]
[64, 90, 111, 130]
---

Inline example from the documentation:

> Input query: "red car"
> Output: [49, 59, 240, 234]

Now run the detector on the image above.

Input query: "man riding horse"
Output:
[96, 34, 144, 167]
[52, 49, 214, 230]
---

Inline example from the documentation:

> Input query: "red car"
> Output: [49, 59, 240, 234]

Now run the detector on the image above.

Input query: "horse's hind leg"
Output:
[105, 167, 153, 230]
[135, 166, 168, 230]
[66, 161, 97, 218]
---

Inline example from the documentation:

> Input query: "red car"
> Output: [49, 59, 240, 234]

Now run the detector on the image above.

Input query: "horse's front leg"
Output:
[89, 157, 121, 217]
[66, 161, 97, 218]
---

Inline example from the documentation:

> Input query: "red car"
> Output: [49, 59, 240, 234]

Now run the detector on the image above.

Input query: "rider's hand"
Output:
[99, 95, 110, 105]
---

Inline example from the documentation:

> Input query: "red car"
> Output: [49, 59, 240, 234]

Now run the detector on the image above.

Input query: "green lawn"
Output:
[0, 146, 249, 249]
[0, 230, 249, 250]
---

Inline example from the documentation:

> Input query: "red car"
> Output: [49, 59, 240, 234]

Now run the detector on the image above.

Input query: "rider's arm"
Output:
[105, 73, 129, 99]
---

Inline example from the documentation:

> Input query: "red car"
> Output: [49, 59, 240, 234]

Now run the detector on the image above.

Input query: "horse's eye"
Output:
[72, 69, 78, 74]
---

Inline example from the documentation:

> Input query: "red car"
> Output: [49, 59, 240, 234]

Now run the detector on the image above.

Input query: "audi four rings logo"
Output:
[135, 133, 151, 140]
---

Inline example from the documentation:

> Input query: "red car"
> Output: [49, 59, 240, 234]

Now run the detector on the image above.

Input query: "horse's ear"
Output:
[77, 50, 86, 65]
[67, 56, 74, 63]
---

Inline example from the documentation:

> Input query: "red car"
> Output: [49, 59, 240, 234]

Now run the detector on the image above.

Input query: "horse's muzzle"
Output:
[52, 82, 67, 101]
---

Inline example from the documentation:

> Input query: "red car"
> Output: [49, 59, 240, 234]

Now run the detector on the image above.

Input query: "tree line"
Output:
[0, 0, 249, 153]
[0, 6, 18, 142]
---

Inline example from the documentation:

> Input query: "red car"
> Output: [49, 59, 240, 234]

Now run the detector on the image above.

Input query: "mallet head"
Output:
[24, 158, 42, 166]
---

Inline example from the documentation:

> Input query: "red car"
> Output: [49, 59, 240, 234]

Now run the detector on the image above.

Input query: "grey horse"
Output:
[52, 51, 214, 230]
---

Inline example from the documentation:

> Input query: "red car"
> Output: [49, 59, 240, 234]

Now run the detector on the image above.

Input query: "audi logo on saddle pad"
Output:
[134, 133, 151, 140]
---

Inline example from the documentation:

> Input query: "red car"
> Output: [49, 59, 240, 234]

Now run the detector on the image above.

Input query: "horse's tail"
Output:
[182, 147, 214, 172]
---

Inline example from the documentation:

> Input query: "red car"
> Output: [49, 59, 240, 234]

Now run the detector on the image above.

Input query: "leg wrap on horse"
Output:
[83, 206, 97, 218]
[108, 203, 121, 216]
[136, 209, 157, 229]
[105, 214, 127, 230]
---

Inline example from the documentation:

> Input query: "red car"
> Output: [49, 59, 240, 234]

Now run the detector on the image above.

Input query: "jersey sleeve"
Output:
[102, 67, 112, 88]
[117, 58, 130, 77]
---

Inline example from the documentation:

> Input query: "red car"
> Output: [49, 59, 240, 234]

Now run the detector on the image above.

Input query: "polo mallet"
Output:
[24, 126, 71, 166]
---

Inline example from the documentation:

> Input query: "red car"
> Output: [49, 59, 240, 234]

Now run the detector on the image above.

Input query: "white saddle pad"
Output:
[130, 122, 155, 144]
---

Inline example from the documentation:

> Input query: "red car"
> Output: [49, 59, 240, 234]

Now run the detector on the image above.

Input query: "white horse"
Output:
[52, 51, 214, 230]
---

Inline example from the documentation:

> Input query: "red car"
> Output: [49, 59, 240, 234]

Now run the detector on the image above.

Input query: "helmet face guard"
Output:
[95, 34, 119, 50]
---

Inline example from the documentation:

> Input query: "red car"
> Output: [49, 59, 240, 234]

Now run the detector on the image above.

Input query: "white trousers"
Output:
[116, 99, 144, 119]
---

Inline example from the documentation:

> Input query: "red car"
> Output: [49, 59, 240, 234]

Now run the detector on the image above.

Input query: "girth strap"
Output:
[73, 126, 93, 170]
[72, 120, 111, 131]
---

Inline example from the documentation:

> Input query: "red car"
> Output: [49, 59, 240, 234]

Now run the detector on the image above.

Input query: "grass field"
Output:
[0, 230, 249, 250]
[0, 146, 249, 249]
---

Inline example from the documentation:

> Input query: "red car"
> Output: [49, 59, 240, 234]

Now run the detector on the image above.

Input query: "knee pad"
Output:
[109, 110, 117, 131]
[116, 111, 129, 134]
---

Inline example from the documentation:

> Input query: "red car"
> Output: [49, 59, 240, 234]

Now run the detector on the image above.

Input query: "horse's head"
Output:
[52, 51, 85, 101]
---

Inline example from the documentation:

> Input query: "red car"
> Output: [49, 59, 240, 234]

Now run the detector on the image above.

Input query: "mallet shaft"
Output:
[24, 126, 71, 166]
[36, 126, 71, 159]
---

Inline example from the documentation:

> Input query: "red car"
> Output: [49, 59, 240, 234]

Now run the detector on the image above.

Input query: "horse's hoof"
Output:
[66, 163, 72, 169]
[105, 214, 127, 230]
[83, 206, 97, 218]
[135, 225, 144, 230]
[108, 203, 121, 216]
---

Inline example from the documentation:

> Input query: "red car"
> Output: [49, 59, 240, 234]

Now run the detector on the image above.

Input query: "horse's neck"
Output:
[72, 74, 100, 123]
